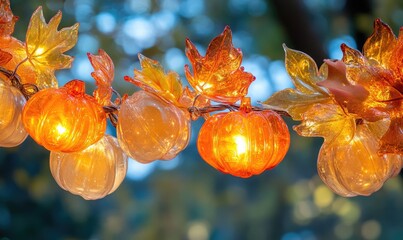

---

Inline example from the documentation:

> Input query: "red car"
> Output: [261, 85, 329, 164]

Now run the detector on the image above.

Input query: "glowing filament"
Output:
[233, 135, 247, 155]
[56, 124, 66, 136]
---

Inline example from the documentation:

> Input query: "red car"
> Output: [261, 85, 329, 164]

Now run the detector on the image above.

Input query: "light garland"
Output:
[0, 1, 401, 200]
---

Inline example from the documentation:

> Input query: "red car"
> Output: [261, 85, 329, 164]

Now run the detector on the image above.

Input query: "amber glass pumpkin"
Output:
[197, 97, 290, 178]
[50, 135, 128, 200]
[117, 90, 191, 163]
[318, 125, 402, 197]
[22, 80, 106, 152]
[0, 77, 28, 147]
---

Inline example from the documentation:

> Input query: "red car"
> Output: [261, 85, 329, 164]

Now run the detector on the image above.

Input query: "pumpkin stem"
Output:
[239, 97, 252, 113]
[64, 80, 86, 95]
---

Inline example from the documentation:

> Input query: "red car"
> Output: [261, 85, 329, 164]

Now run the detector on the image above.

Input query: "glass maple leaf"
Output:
[185, 26, 255, 103]
[0, 0, 31, 81]
[88, 49, 115, 106]
[262, 45, 332, 120]
[0, 3, 78, 89]
[0, 0, 17, 37]
[125, 54, 210, 112]
[319, 19, 402, 154]
[25, 7, 79, 89]
[124, 54, 184, 107]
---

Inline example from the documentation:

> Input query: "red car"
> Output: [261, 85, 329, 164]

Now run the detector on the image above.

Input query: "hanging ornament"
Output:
[0, 76, 28, 147]
[317, 124, 402, 197]
[117, 90, 191, 163]
[197, 97, 290, 178]
[50, 135, 128, 200]
[22, 80, 106, 152]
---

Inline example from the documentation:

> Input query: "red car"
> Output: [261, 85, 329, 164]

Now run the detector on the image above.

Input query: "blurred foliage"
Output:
[1, 0, 403, 239]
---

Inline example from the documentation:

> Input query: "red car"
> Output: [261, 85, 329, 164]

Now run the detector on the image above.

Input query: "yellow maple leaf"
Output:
[293, 103, 356, 146]
[184, 26, 255, 103]
[263, 45, 331, 120]
[88, 49, 114, 106]
[124, 54, 183, 106]
[25, 6, 79, 89]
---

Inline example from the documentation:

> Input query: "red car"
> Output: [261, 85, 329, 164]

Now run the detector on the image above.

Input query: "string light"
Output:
[0, 1, 401, 200]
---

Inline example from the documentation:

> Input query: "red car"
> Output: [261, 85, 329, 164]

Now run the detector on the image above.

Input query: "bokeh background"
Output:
[1, 0, 403, 239]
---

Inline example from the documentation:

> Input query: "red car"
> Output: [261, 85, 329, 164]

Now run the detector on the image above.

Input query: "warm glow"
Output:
[197, 97, 290, 178]
[56, 124, 66, 136]
[22, 80, 106, 152]
[233, 134, 247, 155]
[34, 47, 45, 56]
[2, 0, 401, 202]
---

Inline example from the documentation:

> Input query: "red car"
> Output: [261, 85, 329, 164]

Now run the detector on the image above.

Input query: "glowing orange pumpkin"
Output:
[318, 125, 402, 197]
[197, 97, 290, 178]
[22, 80, 106, 152]
[117, 90, 191, 163]
[0, 77, 28, 147]
[50, 135, 128, 200]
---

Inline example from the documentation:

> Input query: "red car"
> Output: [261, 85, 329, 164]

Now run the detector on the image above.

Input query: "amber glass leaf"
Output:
[342, 44, 402, 104]
[379, 111, 403, 154]
[342, 43, 398, 96]
[184, 26, 255, 103]
[363, 19, 396, 68]
[124, 54, 183, 106]
[365, 118, 391, 140]
[25, 7, 79, 88]
[293, 103, 355, 145]
[88, 49, 114, 106]
[389, 28, 403, 93]
[0, 0, 31, 81]
[0, 37, 37, 85]
[0, 0, 17, 37]
[0, 49, 11, 65]
[263, 45, 330, 120]
[315, 60, 388, 121]
[340, 20, 403, 155]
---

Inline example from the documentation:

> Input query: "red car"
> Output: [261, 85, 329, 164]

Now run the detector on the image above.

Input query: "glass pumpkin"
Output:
[317, 125, 403, 197]
[117, 90, 191, 163]
[50, 135, 128, 200]
[0, 77, 28, 147]
[22, 80, 106, 152]
[197, 97, 290, 178]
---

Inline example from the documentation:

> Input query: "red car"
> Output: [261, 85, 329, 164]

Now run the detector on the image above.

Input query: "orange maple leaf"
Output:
[0, 0, 18, 37]
[184, 26, 255, 103]
[0, 48, 11, 65]
[88, 49, 115, 106]
[0, 0, 16, 66]
[316, 59, 390, 122]
[325, 19, 402, 154]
